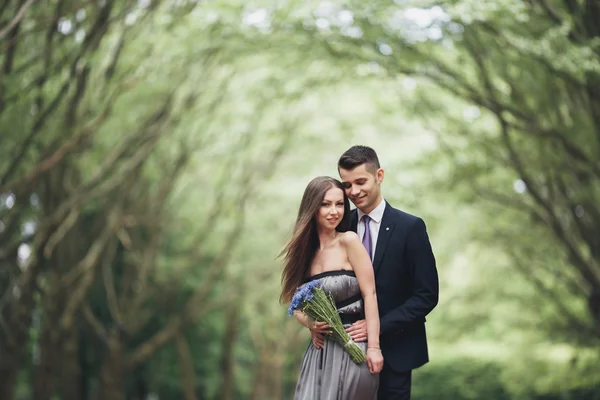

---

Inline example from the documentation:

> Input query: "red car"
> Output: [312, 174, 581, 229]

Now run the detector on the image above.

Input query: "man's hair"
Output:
[338, 145, 380, 174]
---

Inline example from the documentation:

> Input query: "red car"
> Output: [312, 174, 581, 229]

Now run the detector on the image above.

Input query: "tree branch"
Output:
[510, 251, 597, 340]
[43, 207, 80, 259]
[101, 239, 121, 324]
[463, 29, 600, 291]
[0, 80, 125, 195]
[59, 208, 123, 331]
[82, 303, 107, 343]
[0, 0, 35, 41]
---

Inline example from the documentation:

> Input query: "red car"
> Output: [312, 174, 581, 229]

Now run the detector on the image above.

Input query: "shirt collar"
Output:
[357, 197, 386, 224]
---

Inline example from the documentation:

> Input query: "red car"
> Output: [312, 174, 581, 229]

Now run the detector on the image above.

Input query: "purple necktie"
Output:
[361, 215, 372, 260]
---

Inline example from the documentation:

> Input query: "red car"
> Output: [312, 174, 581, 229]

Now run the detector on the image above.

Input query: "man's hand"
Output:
[345, 319, 368, 342]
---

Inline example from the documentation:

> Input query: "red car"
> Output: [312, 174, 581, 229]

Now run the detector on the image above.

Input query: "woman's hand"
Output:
[366, 347, 383, 374]
[309, 321, 331, 335]
[310, 330, 325, 349]
[308, 321, 330, 349]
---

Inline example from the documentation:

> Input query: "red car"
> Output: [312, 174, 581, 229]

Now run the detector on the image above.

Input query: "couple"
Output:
[280, 145, 439, 400]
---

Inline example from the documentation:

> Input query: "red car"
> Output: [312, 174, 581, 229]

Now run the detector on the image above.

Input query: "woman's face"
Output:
[315, 187, 345, 231]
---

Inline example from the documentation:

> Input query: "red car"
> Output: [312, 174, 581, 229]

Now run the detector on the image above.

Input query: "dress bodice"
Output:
[304, 270, 363, 316]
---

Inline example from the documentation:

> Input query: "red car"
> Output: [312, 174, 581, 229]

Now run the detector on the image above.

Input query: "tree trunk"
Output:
[32, 327, 58, 400]
[98, 331, 126, 400]
[59, 323, 83, 400]
[33, 273, 61, 400]
[131, 369, 149, 400]
[0, 263, 44, 400]
[264, 354, 284, 400]
[175, 332, 197, 400]
[0, 341, 19, 400]
[0, 267, 18, 400]
[248, 354, 268, 400]
[57, 202, 85, 400]
[220, 306, 239, 400]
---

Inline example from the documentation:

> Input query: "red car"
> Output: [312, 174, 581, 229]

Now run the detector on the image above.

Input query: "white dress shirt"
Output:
[357, 198, 386, 260]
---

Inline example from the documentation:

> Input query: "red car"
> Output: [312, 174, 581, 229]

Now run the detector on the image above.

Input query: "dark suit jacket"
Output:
[351, 202, 439, 372]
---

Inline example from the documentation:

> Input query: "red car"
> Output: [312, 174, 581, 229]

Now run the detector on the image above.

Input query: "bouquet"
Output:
[288, 281, 366, 364]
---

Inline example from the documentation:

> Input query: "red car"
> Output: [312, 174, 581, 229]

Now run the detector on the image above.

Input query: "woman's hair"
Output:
[279, 176, 350, 303]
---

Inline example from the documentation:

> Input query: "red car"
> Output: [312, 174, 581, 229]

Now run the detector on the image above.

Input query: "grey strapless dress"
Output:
[293, 270, 379, 400]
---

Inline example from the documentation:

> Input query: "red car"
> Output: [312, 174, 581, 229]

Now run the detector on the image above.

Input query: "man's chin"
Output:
[351, 198, 365, 208]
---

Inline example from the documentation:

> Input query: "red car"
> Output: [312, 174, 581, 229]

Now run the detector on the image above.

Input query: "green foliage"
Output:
[1, 0, 599, 398]
[413, 354, 600, 400]
[414, 359, 511, 400]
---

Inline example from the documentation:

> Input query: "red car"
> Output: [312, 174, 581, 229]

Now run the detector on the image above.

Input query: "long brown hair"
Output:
[279, 176, 350, 303]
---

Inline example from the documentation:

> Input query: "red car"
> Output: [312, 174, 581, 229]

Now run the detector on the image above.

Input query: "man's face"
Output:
[339, 163, 384, 214]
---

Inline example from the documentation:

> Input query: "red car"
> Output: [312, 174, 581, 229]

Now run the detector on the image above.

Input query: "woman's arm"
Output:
[294, 310, 331, 338]
[342, 231, 383, 373]
[343, 231, 380, 348]
[293, 310, 313, 329]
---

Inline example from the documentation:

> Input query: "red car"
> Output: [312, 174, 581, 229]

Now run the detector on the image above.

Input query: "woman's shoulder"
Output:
[339, 230, 360, 246]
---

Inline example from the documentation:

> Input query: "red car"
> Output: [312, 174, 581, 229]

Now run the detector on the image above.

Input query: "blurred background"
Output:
[1, 0, 599, 399]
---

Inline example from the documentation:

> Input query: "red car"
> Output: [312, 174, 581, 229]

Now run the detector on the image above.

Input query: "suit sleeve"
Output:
[379, 217, 439, 335]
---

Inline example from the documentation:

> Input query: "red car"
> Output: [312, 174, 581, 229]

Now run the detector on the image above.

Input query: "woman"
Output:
[280, 176, 383, 400]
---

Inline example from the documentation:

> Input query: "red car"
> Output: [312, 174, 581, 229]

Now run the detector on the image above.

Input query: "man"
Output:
[312, 145, 439, 399]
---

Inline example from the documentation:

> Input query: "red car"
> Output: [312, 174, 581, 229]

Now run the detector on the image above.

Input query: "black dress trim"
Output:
[304, 269, 356, 283]
[336, 294, 363, 309]
[339, 311, 365, 325]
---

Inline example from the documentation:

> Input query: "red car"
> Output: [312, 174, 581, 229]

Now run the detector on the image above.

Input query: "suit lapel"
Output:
[350, 209, 358, 233]
[372, 204, 395, 274]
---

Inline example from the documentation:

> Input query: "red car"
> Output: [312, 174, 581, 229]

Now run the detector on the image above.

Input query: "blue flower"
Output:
[287, 298, 298, 316]
[288, 281, 323, 316]
[292, 290, 303, 304]
[297, 286, 308, 299]
[288, 292, 304, 316]
[304, 290, 314, 302]
[303, 283, 315, 301]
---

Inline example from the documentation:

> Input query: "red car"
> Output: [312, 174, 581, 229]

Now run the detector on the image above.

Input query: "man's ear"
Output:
[377, 168, 384, 184]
